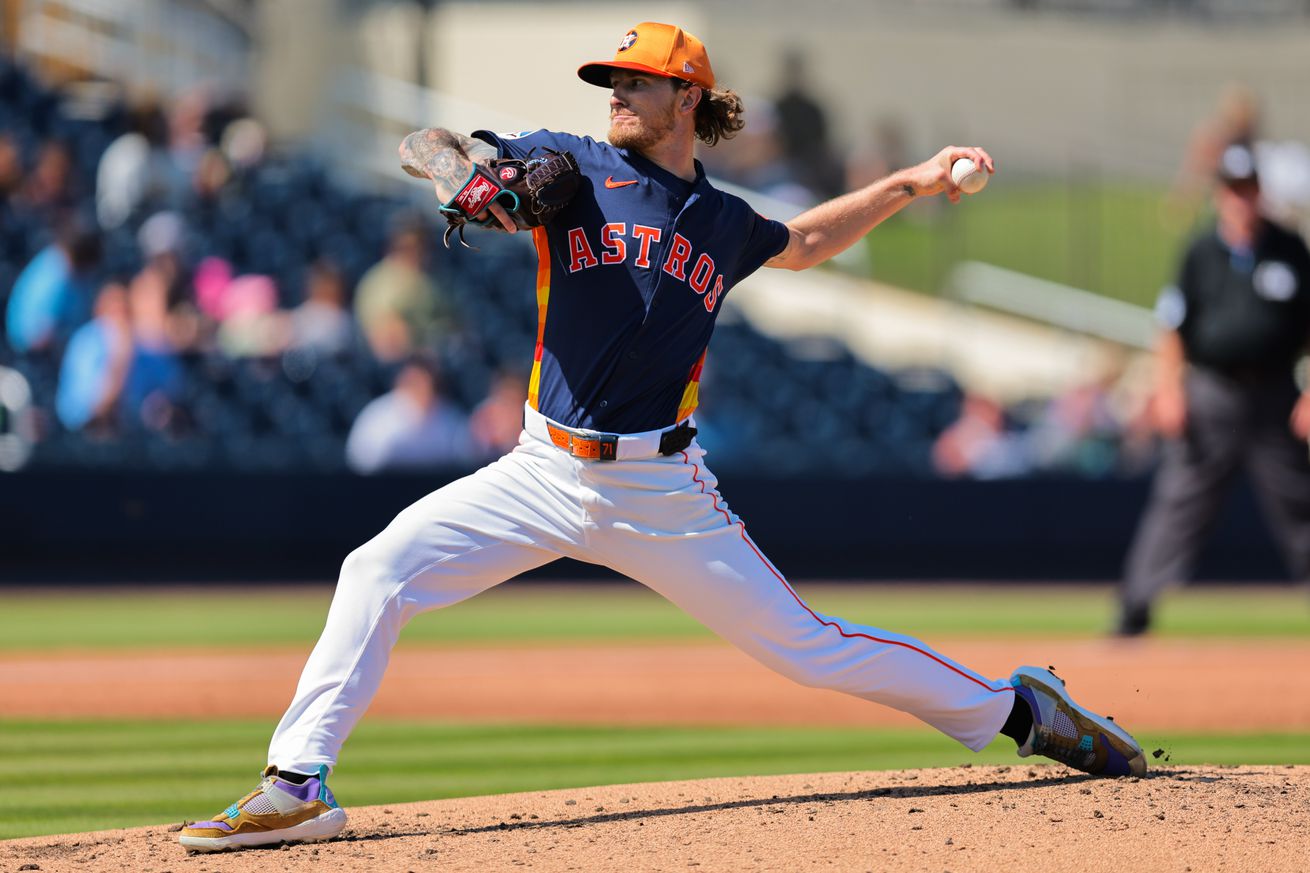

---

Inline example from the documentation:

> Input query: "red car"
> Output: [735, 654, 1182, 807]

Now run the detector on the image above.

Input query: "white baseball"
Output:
[951, 157, 988, 195]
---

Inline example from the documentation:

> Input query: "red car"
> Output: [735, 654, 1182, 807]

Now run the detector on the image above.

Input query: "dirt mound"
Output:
[4, 765, 1306, 872]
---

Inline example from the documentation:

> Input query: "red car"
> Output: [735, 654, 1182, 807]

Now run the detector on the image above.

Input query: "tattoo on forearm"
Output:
[400, 128, 462, 177]
[900, 183, 916, 198]
[399, 128, 497, 199]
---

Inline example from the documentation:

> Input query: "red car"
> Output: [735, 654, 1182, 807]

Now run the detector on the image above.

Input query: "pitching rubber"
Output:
[179, 806, 348, 852]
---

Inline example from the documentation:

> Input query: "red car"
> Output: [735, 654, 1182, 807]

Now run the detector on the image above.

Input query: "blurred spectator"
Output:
[220, 117, 268, 174]
[95, 98, 174, 229]
[137, 210, 187, 280]
[55, 274, 185, 434]
[354, 219, 453, 363]
[773, 49, 842, 200]
[188, 101, 267, 205]
[932, 393, 1031, 479]
[1026, 370, 1125, 478]
[168, 87, 211, 187]
[346, 356, 472, 473]
[215, 274, 286, 358]
[134, 211, 202, 350]
[19, 140, 77, 219]
[55, 281, 132, 432]
[0, 133, 23, 201]
[192, 146, 232, 204]
[193, 255, 287, 357]
[193, 106, 267, 204]
[5, 218, 101, 354]
[287, 259, 355, 357]
[201, 95, 248, 149]
[193, 255, 235, 323]
[124, 263, 185, 432]
[1119, 144, 1310, 636]
[469, 368, 528, 458]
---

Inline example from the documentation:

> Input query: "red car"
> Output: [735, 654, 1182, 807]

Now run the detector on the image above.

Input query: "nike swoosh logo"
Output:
[605, 177, 639, 189]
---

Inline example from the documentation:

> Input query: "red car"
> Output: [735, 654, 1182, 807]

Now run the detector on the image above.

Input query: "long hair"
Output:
[691, 86, 745, 147]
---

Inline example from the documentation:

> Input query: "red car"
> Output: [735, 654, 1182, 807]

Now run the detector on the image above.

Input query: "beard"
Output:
[607, 104, 677, 151]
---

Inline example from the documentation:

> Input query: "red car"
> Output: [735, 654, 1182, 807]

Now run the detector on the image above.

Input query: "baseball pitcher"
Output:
[180, 22, 1145, 853]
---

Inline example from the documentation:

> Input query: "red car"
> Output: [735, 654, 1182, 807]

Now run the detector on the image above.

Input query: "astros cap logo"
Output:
[578, 21, 716, 91]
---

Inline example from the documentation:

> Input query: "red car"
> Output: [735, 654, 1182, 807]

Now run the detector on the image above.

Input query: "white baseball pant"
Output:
[268, 410, 1015, 772]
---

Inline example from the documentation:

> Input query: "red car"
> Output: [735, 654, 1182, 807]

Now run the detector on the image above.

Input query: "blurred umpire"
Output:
[1118, 143, 1310, 636]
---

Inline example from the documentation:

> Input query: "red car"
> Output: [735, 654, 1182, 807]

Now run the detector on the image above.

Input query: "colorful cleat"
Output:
[178, 764, 347, 852]
[1010, 665, 1147, 777]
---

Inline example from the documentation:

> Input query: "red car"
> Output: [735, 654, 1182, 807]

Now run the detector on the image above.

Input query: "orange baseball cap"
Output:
[578, 22, 715, 91]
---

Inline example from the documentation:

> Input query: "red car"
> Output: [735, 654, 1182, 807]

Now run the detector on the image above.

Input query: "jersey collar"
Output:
[618, 148, 709, 198]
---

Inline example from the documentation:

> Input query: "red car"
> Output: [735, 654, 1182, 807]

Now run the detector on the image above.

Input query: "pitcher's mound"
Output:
[5, 765, 1307, 872]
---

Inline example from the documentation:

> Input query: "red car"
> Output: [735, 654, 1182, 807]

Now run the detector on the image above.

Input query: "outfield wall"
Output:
[0, 472, 1287, 583]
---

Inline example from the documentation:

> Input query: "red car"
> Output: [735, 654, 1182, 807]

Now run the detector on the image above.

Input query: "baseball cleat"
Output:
[178, 764, 347, 852]
[1010, 665, 1146, 777]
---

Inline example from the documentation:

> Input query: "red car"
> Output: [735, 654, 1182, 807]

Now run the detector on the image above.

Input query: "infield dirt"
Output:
[4, 765, 1307, 872]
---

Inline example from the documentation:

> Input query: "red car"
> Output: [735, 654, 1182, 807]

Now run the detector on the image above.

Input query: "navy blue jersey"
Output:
[474, 128, 790, 433]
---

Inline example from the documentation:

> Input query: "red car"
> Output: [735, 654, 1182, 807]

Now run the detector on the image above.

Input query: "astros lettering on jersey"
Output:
[473, 128, 790, 434]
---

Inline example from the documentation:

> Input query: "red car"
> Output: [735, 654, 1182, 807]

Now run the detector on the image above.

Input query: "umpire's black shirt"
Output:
[1158, 220, 1310, 376]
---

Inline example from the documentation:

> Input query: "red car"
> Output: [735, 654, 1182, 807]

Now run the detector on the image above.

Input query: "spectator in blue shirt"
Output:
[5, 220, 101, 354]
[55, 282, 132, 432]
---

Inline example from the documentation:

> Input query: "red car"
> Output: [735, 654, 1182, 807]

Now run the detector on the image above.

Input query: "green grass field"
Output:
[2, 583, 1306, 840]
[3, 718, 1306, 840]
[863, 181, 1193, 307]
[0, 583, 1305, 651]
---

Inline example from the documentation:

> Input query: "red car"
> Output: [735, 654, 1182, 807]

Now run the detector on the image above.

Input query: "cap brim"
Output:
[577, 61, 680, 88]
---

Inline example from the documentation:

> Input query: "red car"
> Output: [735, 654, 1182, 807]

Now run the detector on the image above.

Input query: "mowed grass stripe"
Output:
[2, 718, 1309, 839]
[0, 723, 954, 781]
[1, 584, 1306, 651]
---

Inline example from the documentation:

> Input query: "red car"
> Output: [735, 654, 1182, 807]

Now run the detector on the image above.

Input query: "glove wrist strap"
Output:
[440, 164, 519, 225]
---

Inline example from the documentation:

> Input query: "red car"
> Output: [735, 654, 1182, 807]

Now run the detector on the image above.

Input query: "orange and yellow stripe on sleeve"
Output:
[527, 227, 552, 410]
[675, 349, 707, 422]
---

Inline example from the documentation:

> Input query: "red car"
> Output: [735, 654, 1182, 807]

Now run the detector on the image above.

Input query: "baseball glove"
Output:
[438, 149, 581, 248]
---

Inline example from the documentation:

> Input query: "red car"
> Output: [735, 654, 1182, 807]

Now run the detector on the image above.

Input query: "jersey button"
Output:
[599, 400, 608, 408]
[626, 350, 639, 360]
